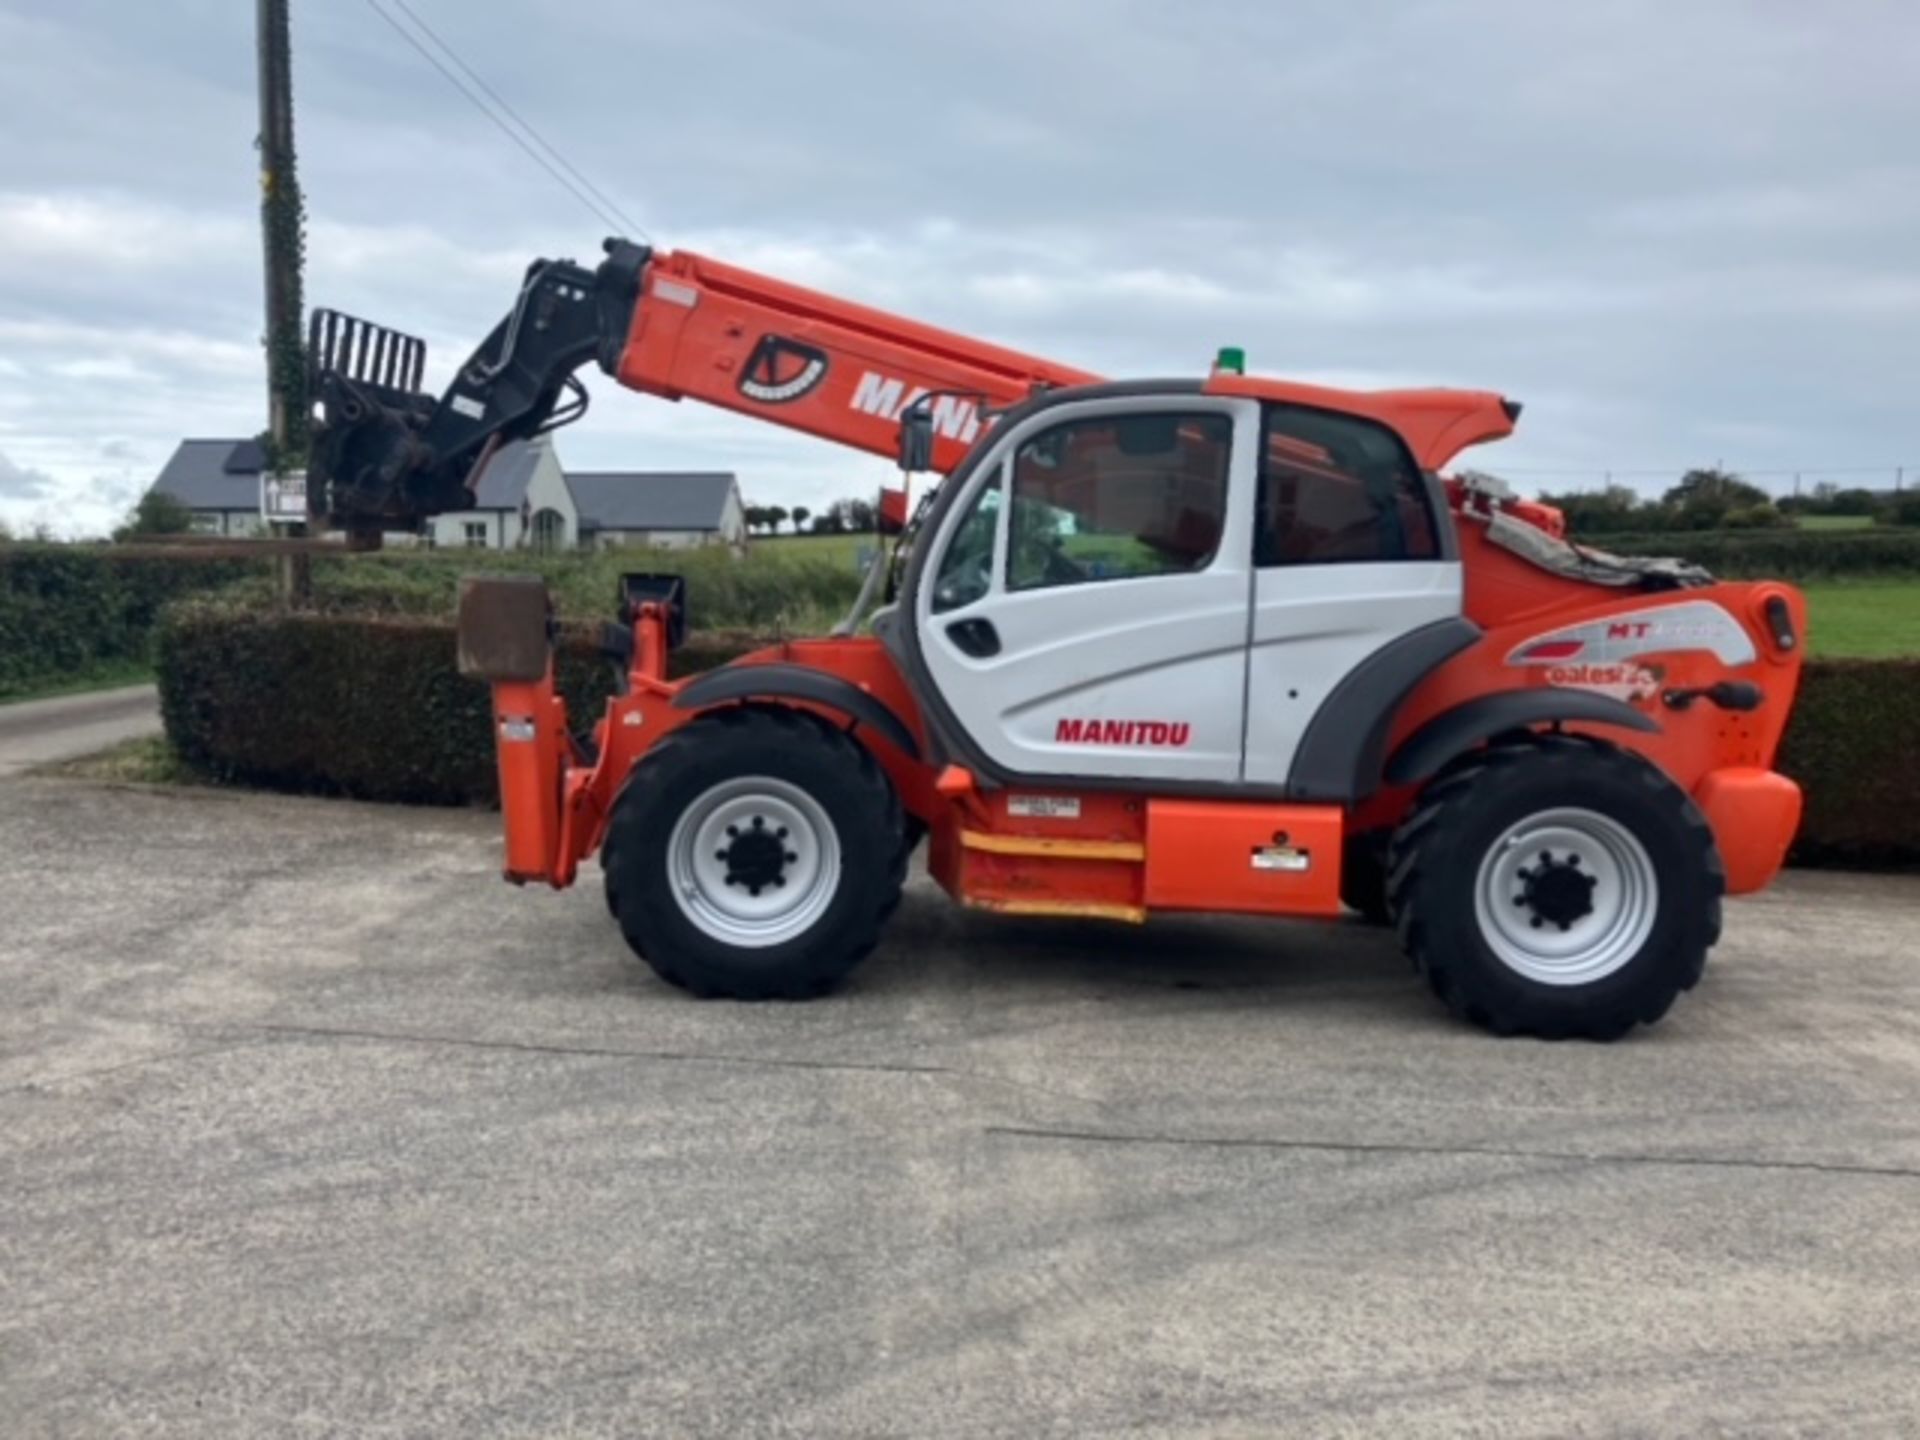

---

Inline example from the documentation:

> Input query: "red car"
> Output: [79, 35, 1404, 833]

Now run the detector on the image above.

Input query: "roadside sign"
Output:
[262, 470, 307, 524]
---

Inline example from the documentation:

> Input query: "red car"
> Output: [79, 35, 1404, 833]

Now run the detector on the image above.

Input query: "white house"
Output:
[427, 439, 575, 550]
[429, 441, 746, 550]
[150, 436, 747, 551]
[147, 438, 271, 536]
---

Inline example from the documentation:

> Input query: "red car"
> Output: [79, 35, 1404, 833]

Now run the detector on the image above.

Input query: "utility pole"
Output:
[257, 0, 310, 599]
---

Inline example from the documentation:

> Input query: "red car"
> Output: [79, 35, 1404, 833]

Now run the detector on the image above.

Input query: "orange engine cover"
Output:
[1143, 800, 1344, 916]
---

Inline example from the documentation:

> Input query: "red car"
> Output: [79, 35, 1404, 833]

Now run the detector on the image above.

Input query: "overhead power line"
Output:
[359, 0, 651, 243]
[379, 0, 650, 242]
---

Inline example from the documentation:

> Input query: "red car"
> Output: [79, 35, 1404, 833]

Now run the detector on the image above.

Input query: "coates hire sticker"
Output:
[1508, 600, 1756, 702]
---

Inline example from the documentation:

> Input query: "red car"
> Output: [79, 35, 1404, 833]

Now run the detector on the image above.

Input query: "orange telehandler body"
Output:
[308, 239, 1805, 1037]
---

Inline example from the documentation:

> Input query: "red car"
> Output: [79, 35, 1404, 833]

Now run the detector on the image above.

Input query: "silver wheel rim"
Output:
[667, 777, 841, 948]
[1472, 807, 1658, 986]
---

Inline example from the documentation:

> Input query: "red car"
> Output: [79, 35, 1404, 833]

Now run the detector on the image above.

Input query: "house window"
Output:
[463, 521, 489, 548]
[530, 507, 566, 552]
[1256, 406, 1439, 566]
[188, 512, 221, 535]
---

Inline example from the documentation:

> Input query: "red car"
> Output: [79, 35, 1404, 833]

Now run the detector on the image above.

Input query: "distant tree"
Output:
[811, 507, 845, 534]
[1538, 484, 1646, 538]
[789, 505, 810, 534]
[823, 497, 877, 533]
[0, 514, 12, 543]
[1661, 468, 1772, 530]
[113, 489, 194, 541]
[1883, 491, 1920, 527]
[747, 503, 794, 535]
[1826, 487, 1883, 518]
[1724, 503, 1788, 529]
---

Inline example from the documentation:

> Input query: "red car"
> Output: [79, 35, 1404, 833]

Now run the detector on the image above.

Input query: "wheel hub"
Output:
[1515, 850, 1598, 931]
[1472, 808, 1659, 987]
[716, 817, 799, 896]
[667, 777, 841, 948]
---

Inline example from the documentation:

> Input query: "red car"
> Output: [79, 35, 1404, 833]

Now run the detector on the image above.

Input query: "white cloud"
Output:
[2, 0, 1918, 535]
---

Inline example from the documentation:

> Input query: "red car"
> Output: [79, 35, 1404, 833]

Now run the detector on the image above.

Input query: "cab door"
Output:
[913, 393, 1260, 785]
[1240, 403, 1464, 788]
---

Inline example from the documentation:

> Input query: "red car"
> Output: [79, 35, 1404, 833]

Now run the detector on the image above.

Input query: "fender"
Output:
[1287, 618, 1482, 802]
[672, 662, 921, 759]
[1384, 690, 1660, 787]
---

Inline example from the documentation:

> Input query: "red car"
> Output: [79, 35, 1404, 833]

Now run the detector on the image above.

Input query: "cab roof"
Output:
[1203, 371, 1519, 470]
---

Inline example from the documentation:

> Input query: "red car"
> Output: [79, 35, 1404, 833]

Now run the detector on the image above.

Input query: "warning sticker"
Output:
[1251, 844, 1311, 872]
[1008, 795, 1081, 820]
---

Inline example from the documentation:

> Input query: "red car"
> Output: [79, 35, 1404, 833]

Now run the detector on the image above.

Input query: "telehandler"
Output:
[307, 239, 1805, 1038]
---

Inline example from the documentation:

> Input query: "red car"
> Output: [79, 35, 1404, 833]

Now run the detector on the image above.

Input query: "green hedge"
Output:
[157, 604, 762, 805]
[0, 545, 263, 697]
[155, 604, 1920, 867]
[213, 545, 864, 632]
[1778, 659, 1920, 868]
[1588, 528, 1920, 579]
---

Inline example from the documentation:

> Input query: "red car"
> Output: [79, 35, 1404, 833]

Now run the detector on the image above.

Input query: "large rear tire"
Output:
[1387, 733, 1723, 1040]
[601, 707, 904, 999]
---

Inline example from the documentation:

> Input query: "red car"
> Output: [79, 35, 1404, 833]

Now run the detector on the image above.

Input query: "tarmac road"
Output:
[0, 683, 160, 778]
[2, 775, 1917, 1437]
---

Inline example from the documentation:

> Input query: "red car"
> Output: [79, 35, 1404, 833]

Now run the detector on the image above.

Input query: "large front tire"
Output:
[601, 707, 904, 999]
[1387, 734, 1723, 1040]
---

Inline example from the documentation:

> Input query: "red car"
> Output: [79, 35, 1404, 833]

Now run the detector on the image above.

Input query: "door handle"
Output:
[946, 617, 1001, 658]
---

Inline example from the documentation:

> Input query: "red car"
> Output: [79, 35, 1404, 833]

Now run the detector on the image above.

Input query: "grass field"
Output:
[1796, 514, 1877, 531]
[1801, 581, 1920, 659]
[756, 531, 877, 567]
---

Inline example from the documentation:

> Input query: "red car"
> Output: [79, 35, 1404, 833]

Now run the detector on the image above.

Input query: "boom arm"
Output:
[308, 237, 1096, 532]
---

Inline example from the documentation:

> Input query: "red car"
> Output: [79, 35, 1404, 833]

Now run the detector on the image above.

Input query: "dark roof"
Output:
[468, 438, 547, 509]
[568, 471, 737, 532]
[150, 439, 260, 510]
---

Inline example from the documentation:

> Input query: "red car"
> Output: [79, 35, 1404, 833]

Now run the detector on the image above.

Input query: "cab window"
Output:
[930, 478, 1002, 613]
[1006, 411, 1231, 592]
[1256, 406, 1438, 565]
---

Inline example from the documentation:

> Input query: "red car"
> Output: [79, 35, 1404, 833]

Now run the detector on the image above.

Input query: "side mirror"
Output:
[897, 407, 935, 473]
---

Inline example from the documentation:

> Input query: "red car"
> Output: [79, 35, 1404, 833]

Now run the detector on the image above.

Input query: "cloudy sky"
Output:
[2, 0, 1916, 534]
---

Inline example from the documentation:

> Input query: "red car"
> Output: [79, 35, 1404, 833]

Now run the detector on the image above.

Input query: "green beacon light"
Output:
[1214, 345, 1246, 375]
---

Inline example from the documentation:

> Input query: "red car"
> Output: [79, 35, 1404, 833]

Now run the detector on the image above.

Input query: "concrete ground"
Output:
[2, 775, 1918, 1438]
[0, 684, 160, 778]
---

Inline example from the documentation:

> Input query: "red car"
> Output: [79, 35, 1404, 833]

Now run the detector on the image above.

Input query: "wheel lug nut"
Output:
[1513, 895, 1527, 906]
[726, 825, 739, 838]
[714, 850, 728, 862]
[776, 827, 789, 839]
[1566, 854, 1581, 868]
[752, 816, 765, 829]
[785, 851, 799, 864]
[1529, 916, 1544, 929]
[773, 877, 785, 888]
[1538, 849, 1552, 864]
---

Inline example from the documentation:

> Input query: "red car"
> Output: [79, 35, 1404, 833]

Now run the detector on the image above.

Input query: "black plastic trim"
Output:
[1384, 690, 1660, 787]
[1287, 617, 1482, 801]
[672, 663, 920, 759]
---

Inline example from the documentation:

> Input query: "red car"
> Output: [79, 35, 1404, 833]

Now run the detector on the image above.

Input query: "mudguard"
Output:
[1384, 690, 1659, 787]
[672, 662, 921, 759]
